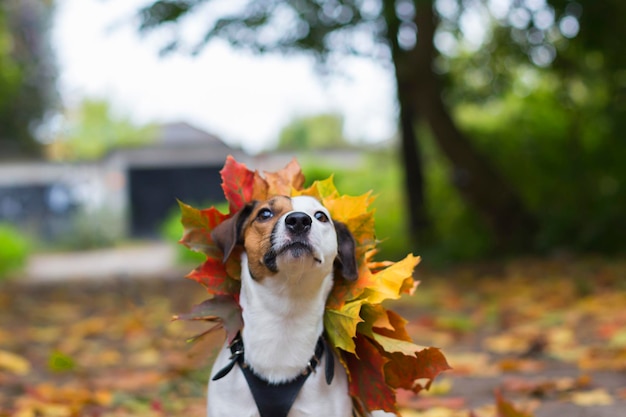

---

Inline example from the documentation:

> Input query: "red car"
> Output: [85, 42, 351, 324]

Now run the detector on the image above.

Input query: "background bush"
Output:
[0, 222, 30, 280]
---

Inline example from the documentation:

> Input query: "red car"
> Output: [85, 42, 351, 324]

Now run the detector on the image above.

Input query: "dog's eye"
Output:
[314, 211, 329, 223]
[256, 208, 274, 221]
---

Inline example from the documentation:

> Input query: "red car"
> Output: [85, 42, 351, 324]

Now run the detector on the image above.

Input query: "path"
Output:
[24, 242, 182, 283]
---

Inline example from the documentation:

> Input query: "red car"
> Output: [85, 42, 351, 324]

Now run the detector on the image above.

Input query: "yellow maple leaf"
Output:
[361, 254, 421, 305]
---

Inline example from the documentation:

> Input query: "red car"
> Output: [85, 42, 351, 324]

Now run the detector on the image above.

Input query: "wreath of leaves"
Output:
[174, 156, 450, 415]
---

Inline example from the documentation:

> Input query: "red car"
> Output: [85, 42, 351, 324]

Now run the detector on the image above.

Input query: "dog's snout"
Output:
[285, 212, 312, 235]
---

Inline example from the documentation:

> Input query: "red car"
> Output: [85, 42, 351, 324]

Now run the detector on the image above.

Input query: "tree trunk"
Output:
[398, 86, 429, 244]
[382, 0, 430, 249]
[384, 0, 537, 251]
[414, 2, 537, 250]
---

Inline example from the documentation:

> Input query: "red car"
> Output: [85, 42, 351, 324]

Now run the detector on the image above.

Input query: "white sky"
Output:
[51, 0, 398, 154]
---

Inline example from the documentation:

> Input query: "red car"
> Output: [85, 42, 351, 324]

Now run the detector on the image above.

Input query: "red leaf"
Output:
[343, 333, 397, 414]
[383, 347, 452, 393]
[186, 258, 240, 296]
[220, 156, 265, 212]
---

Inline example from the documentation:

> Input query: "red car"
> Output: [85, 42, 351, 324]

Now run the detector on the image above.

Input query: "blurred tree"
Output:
[0, 0, 57, 159]
[134, 0, 540, 252]
[48, 99, 157, 161]
[277, 113, 351, 150]
[134, 0, 624, 254]
[439, 0, 626, 254]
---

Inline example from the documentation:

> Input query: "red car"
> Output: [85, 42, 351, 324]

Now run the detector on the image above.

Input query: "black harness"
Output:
[212, 333, 335, 417]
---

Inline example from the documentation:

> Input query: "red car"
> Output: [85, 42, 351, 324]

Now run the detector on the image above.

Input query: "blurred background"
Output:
[1, 0, 625, 279]
[1, 1, 626, 416]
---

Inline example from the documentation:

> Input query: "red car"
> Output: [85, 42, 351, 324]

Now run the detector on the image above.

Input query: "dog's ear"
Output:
[333, 221, 358, 281]
[211, 202, 256, 263]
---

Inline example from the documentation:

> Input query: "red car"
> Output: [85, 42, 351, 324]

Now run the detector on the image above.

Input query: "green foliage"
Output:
[454, 66, 626, 254]
[431, 1, 626, 256]
[137, 0, 370, 57]
[302, 150, 495, 263]
[49, 99, 157, 161]
[137, 0, 626, 258]
[55, 207, 124, 251]
[277, 113, 351, 150]
[418, 133, 494, 262]
[0, 223, 30, 280]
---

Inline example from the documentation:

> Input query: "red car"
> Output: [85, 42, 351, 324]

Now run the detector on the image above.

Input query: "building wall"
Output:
[0, 148, 366, 244]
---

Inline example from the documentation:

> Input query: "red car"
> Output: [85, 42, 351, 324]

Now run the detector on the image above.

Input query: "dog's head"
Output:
[211, 195, 358, 282]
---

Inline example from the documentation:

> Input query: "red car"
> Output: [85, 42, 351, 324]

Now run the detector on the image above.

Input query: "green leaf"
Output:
[324, 299, 366, 353]
[178, 201, 227, 257]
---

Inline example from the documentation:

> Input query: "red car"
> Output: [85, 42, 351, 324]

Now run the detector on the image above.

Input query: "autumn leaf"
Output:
[324, 299, 366, 353]
[173, 295, 243, 343]
[361, 254, 421, 305]
[374, 309, 413, 342]
[0, 349, 31, 375]
[220, 155, 262, 212]
[294, 176, 339, 201]
[185, 258, 240, 295]
[178, 202, 228, 257]
[322, 192, 375, 222]
[495, 389, 534, 417]
[344, 333, 397, 415]
[359, 304, 395, 334]
[326, 264, 374, 310]
[383, 347, 452, 393]
[570, 388, 614, 406]
[263, 158, 305, 195]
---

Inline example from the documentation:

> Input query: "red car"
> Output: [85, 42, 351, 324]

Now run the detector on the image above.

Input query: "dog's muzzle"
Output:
[263, 212, 322, 272]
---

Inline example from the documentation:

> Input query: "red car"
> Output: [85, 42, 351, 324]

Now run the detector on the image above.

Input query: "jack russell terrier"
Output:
[208, 195, 385, 417]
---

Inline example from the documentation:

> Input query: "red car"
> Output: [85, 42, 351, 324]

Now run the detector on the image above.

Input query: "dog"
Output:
[207, 195, 359, 417]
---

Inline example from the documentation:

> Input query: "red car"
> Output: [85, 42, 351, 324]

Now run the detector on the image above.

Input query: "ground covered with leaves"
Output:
[1, 257, 625, 417]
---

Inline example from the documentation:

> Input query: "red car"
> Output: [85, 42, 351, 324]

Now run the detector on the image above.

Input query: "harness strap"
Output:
[212, 333, 334, 417]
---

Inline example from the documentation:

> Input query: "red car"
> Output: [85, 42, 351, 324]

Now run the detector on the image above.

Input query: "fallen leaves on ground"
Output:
[0, 279, 212, 417]
[0, 257, 625, 416]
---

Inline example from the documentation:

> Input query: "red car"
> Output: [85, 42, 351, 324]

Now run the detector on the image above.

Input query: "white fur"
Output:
[208, 196, 353, 417]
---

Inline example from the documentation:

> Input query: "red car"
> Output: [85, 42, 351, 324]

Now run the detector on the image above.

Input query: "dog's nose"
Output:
[285, 212, 312, 235]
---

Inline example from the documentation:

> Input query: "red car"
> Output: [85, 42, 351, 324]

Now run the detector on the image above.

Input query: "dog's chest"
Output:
[207, 342, 352, 417]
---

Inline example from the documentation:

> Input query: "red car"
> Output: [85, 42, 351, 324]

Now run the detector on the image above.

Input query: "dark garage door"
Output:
[129, 165, 223, 237]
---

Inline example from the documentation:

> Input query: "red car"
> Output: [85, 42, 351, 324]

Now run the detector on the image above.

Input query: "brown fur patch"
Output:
[242, 196, 293, 280]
